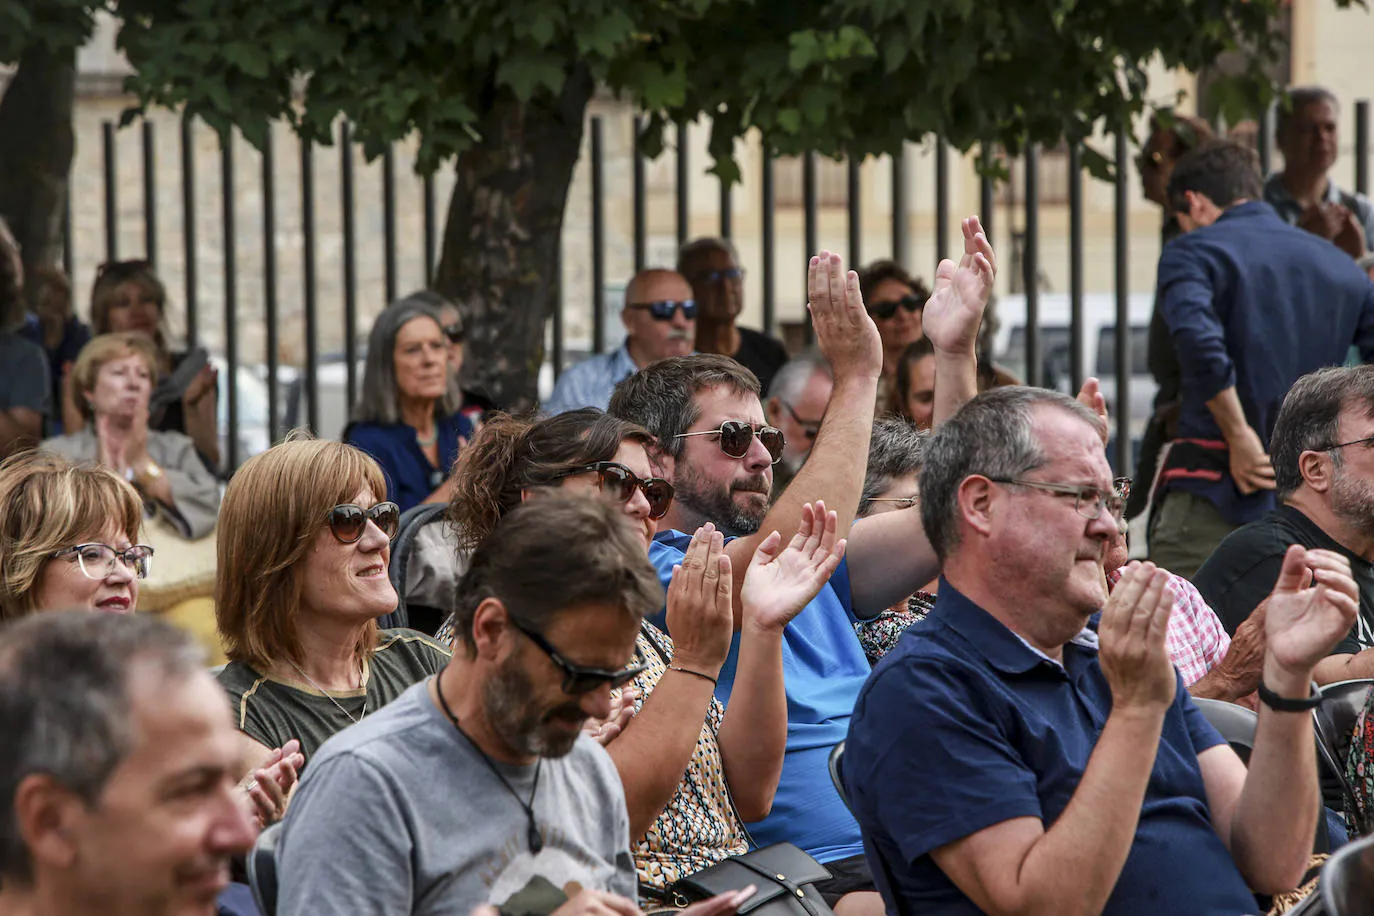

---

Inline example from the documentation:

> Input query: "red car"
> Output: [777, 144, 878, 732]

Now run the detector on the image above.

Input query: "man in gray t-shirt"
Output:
[277, 496, 666, 916]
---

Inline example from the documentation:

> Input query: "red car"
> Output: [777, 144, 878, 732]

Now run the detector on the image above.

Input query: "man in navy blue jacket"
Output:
[1148, 140, 1374, 578]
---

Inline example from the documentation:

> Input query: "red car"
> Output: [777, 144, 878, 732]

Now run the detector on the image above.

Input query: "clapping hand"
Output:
[665, 524, 735, 677]
[242, 738, 304, 829]
[807, 251, 883, 382]
[1076, 378, 1110, 446]
[1264, 546, 1359, 677]
[1099, 562, 1177, 711]
[921, 217, 997, 357]
[582, 687, 639, 747]
[740, 501, 846, 633]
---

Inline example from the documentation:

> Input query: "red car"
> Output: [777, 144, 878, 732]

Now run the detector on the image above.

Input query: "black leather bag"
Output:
[663, 843, 835, 916]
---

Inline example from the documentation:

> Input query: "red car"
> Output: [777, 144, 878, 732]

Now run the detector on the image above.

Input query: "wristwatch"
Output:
[135, 461, 164, 485]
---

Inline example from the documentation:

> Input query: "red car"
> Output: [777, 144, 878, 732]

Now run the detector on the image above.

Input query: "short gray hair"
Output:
[919, 387, 1101, 562]
[677, 237, 740, 278]
[1277, 86, 1340, 141]
[767, 348, 831, 405]
[353, 294, 462, 424]
[0, 612, 205, 883]
[1271, 366, 1374, 499]
[859, 419, 928, 517]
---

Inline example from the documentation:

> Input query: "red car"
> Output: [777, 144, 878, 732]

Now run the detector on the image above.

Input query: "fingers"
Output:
[1102, 561, 1152, 635]
[680, 886, 759, 916]
[826, 252, 848, 317]
[1306, 548, 1358, 603]
[715, 553, 733, 614]
[753, 529, 784, 567]
[1272, 544, 1313, 594]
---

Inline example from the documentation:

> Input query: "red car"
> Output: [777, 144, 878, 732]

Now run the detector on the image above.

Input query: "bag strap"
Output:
[725, 856, 827, 916]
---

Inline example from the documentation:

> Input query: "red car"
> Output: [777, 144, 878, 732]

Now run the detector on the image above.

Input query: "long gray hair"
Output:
[352, 293, 463, 424]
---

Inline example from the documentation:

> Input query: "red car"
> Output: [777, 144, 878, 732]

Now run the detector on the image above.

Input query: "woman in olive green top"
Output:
[214, 437, 450, 766]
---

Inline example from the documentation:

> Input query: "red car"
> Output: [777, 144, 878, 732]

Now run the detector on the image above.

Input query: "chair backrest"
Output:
[1323, 832, 1374, 916]
[829, 741, 850, 812]
[1315, 680, 1374, 836]
[247, 820, 283, 916]
[1192, 698, 1257, 765]
[378, 502, 449, 630]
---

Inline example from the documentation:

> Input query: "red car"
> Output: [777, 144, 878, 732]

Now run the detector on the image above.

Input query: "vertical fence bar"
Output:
[803, 152, 818, 344]
[590, 118, 606, 355]
[676, 121, 690, 248]
[423, 172, 437, 286]
[1258, 105, 1273, 178]
[221, 131, 239, 471]
[891, 148, 908, 266]
[980, 168, 995, 245]
[1114, 126, 1131, 473]
[1068, 144, 1085, 393]
[301, 136, 320, 434]
[382, 145, 397, 302]
[262, 128, 280, 443]
[935, 142, 950, 264]
[847, 159, 861, 267]
[102, 122, 117, 261]
[720, 179, 733, 239]
[141, 120, 156, 266]
[633, 115, 647, 273]
[62, 195, 73, 275]
[181, 113, 198, 346]
[340, 123, 358, 411]
[1356, 100, 1369, 196]
[1023, 145, 1041, 389]
[761, 153, 776, 335]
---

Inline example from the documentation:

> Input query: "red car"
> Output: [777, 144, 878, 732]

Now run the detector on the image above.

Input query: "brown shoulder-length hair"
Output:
[89, 260, 172, 361]
[215, 435, 389, 670]
[0, 451, 144, 622]
[448, 408, 656, 548]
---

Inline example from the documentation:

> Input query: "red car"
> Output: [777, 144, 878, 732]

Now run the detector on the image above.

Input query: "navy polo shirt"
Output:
[345, 413, 472, 513]
[845, 580, 1257, 915]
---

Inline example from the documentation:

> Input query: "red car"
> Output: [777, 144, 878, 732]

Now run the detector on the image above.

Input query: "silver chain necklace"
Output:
[289, 660, 367, 725]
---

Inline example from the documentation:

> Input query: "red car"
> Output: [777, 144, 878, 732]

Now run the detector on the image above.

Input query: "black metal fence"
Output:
[68, 100, 1372, 473]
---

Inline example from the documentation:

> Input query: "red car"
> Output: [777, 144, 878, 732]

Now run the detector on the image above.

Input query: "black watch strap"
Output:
[1257, 680, 1323, 712]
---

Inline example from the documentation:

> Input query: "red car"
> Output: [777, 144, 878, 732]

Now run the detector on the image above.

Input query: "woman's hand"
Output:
[740, 501, 846, 633]
[582, 687, 639, 746]
[95, 412, 128, 475]
[240, 739, 304, 829]
[664, 523, 734, 678]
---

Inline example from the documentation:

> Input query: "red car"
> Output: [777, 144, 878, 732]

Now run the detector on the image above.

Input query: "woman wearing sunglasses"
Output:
[857, 259, 932, 411]
[215, 436, 451, 774]
[445, 407, 845, 902]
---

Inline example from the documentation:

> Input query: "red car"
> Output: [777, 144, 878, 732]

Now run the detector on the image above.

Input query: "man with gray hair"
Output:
[763, 348, 833, 496]
[1195, 365, 1374, 684]
[0, 611, 257, 916]
[678, 237, 789, 393]
[846, 385, 1359, 915]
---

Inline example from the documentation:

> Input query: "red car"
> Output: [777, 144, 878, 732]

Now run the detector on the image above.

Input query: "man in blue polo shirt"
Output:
[609, 221, 997, 912]
[846, 386, 1359, 915]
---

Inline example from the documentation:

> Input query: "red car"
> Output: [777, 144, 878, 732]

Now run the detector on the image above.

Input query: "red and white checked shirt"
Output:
[1106, 567, 1231, 686]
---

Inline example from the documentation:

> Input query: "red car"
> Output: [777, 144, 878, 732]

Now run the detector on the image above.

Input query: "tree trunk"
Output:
[0, 43, 76, 284]
[433, 67, 594, 412]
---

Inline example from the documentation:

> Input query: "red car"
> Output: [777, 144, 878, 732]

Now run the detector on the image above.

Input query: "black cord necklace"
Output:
[434, 670, 544, 854]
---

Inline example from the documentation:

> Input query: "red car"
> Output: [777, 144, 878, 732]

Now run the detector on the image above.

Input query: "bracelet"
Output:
[667, 665, 718, 687]
[1257, 680, 1323, 712]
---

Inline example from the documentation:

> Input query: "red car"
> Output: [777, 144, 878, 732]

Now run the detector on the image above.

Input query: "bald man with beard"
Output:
[544, 270, 696, 414]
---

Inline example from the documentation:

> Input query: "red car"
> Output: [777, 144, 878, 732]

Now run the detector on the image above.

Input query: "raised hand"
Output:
[1264, 546, 1359, 676]
[1099, 561, 1177, 711]
[921, 217, 997, 357]
[1076, 377, 1110, 447]
[807, 250, 882, 381]
[740, 501, 846, 633]
[665, 523, 735, 676]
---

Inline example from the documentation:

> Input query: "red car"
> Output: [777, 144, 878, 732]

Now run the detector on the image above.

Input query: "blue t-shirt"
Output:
[648, 530, 869, 864]
[845, 580, 1256, 915]
[345, 413, 472, 513]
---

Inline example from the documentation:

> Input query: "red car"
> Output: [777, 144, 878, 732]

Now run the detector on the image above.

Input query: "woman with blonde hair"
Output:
[215, 435, 450, 771]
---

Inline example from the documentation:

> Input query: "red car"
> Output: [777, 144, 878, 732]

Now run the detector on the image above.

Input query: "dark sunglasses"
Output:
[556, 461, 675, 520]
[674, 420, 785, 464]
[626, 299, 698, 321]
[694, 268, 745, 284]
[442, 323, 465, 344]
[511, 619, 646, 694]
[96, 258, 153, 281]
[326, 501, 401, 543]
[866, 294, 924, 321]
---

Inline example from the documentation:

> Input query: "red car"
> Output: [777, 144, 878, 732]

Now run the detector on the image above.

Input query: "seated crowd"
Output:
[7, 118, 1374, 916]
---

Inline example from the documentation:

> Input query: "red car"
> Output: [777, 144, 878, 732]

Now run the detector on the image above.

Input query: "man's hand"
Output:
[665, 524, 734, 677]
[1227, 425, 1275, 494]
[740, 501, 846, 633]
[1265, 546, 1359, 678]
[1334, 206, 1369, 259]
[1099, 562, 1177, 711]
[582, 687, 639, 746]
[921, 217, 996, 357]
[1299, 202, 1346, 241]
[1076, 377, 1109, 446]
[807, 251, 882, 381]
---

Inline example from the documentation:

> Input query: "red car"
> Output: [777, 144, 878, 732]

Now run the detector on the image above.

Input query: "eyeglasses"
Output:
[674, 420, 785, 464]
[442, 323, 465, 344]
[554, 461, 675, 520]
[1325, 435, 1374, 452]
[625, 299, 697, 321]
[694, 268, 745, 284]
[987, 478, 1126, 521]
[51, 543, 155, 580]
[510, 619, 647, 695]
[866, 294, 924, 321]
[780, 401, 821, 441]
[326, 502, 401, 543]
[868, 496, 918, 510]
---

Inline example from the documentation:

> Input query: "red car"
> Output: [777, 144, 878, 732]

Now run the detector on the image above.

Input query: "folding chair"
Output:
[246, 821, 283, 916]
[1315, 680, 1374, 836]
[1322, 832, 1374, 915]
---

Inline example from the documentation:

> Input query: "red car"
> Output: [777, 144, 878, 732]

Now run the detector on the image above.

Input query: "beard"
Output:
[482, 657, 585, 759]
[672, 462, 770, 536]
[1331, 464, 1374, 540]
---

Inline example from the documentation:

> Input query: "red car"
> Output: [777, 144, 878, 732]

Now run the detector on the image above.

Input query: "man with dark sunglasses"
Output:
[544, 269, 696, 415]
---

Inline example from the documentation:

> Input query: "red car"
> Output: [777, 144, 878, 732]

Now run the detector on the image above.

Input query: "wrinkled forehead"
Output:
[691, 383, 765, 430]
[1029, 406, 1113, 487]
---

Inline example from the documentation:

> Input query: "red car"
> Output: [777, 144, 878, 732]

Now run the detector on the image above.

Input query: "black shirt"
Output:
[1193, 504, 1374, 654]
[731, 326, 790, 394]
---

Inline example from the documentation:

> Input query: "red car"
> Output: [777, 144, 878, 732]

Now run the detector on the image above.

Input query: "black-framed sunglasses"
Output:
[442, 323, 465, 344]
[866, 294, 924, 321]
[626, 299, 697, 321]
[695, 268, 745, 284]
[510, 619, 646, 695]
[555, 461, 675, 520]
[673, 420, 786, 464]
[95, 258, 153, 281]
[780, 401, 821, 441]
[326, 501, 401, 543]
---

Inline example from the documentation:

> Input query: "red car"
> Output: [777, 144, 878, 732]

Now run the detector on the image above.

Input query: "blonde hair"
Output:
[0, 451, 144, 621]
[215, 434, 389, 671]
[71, 333, 160, 422]
[89, 261, 171, 359]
